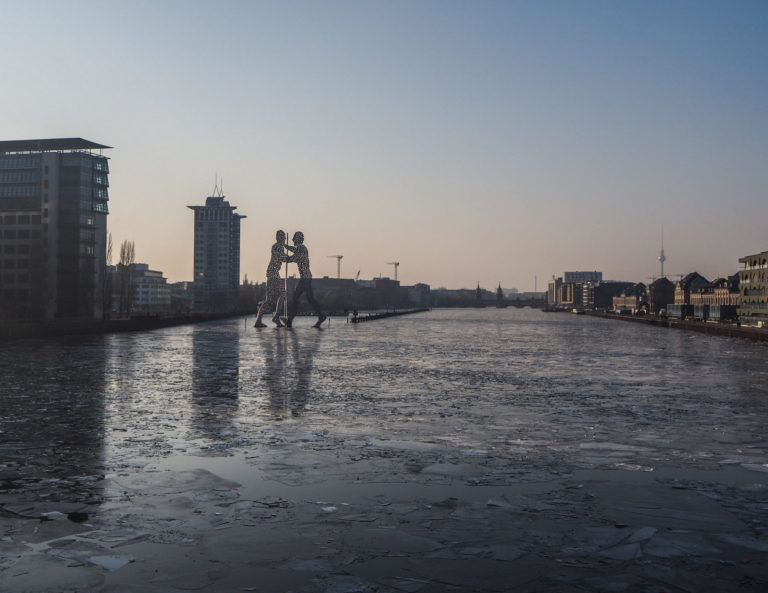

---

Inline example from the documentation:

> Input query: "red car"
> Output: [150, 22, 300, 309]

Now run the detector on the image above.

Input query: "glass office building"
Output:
[0, 138, 111, 320]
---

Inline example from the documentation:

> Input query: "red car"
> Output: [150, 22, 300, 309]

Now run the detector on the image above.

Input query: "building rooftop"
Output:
[0, 138, 111, 153]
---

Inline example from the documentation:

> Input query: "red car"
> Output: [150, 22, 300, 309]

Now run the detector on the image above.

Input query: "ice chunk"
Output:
[88, 554, 135, 571]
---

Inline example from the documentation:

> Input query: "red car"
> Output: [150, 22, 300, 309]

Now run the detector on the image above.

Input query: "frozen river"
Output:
[2, 308, 768, 592]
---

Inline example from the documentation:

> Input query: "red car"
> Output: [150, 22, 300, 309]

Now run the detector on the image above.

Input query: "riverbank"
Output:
[0, 311, 258, 342]
[588, 311, 768, 342]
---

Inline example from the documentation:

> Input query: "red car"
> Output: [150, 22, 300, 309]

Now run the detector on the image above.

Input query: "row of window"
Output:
[195, 211, 238, 221]
[0, 186, 38, 197]
[0, 171, 39, 183]
[2, 273, 30, 283]
[62, 153, 107, 168]
[0, 259, 31, 268]
[0, 156, 40, 169]
[740, 274, 767, 284]
[1, 244, 34, 254]
[2, 229, 40, 239]
[0, 197, 39, 210]
[1, 214, 43, 224]
[0, 177, 108, 192]
[79, 229, 95, 242]
[1, 289, 31, 299]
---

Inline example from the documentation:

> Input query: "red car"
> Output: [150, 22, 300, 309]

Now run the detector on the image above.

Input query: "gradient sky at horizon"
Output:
[2, 0, 766, 290]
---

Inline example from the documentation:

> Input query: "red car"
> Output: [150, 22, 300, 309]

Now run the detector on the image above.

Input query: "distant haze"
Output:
[2, 1, 766, 290]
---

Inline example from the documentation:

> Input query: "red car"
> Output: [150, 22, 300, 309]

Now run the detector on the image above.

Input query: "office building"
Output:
[0, 138, 111, 320]
[188, 193, 245, 312]
[563, 270, 602, 284]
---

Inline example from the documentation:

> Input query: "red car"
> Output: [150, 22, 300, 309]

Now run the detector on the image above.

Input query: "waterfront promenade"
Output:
[1, 309, 767, 592]
[588, 310, 768, 341]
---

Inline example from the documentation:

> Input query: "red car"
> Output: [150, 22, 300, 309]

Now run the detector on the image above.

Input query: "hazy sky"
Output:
[2, 1, 766, 290]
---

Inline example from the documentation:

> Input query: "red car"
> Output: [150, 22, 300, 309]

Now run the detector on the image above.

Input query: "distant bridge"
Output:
[432, 298, 547, 309]
[498, 298, 547, 308]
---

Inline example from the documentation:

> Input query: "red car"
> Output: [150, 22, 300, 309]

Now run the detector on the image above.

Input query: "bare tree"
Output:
[102, 232, 114, 319]
[118, 240, 136, 317]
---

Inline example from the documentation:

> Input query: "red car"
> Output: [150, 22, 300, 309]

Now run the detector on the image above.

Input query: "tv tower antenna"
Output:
[327, 255, 343, 279]
[212, 173, 224, 197]
[387, 262, 400, 281]
[658, 225, 666, 278]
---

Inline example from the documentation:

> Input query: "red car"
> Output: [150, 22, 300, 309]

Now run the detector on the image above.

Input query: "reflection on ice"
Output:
[259, 329, 320, 419]
[0, 336, 107, 505]
[190, 324, 240, 443]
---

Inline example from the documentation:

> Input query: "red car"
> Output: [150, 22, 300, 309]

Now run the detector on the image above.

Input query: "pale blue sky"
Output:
[2, 0, 766, 289]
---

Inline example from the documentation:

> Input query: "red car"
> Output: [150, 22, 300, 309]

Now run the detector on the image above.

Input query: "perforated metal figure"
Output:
[254, 230, 287, 328]
[284, 231, 326, 328]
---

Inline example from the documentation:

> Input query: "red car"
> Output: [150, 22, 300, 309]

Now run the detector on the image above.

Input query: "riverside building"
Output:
[738, 249, 768, 326]
[0, 138, 111, 320]
[188, 193, 245, 312]
[563, 270, 602, 284]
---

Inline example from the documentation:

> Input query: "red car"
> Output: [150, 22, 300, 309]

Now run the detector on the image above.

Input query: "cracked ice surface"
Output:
[1, 309, 768, 592]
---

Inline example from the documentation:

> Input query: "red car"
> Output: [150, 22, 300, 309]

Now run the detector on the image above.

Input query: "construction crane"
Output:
[327, 255, 343, 279]
[387, 261, 400, 281]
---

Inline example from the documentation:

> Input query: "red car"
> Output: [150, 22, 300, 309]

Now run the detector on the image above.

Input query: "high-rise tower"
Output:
[188, 189, 245, 312]
[0, 138, 111, 320]
[658, 226, 666, 278]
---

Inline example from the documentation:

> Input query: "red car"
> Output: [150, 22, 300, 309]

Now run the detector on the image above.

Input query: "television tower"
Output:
[658, 226, 666, 278]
